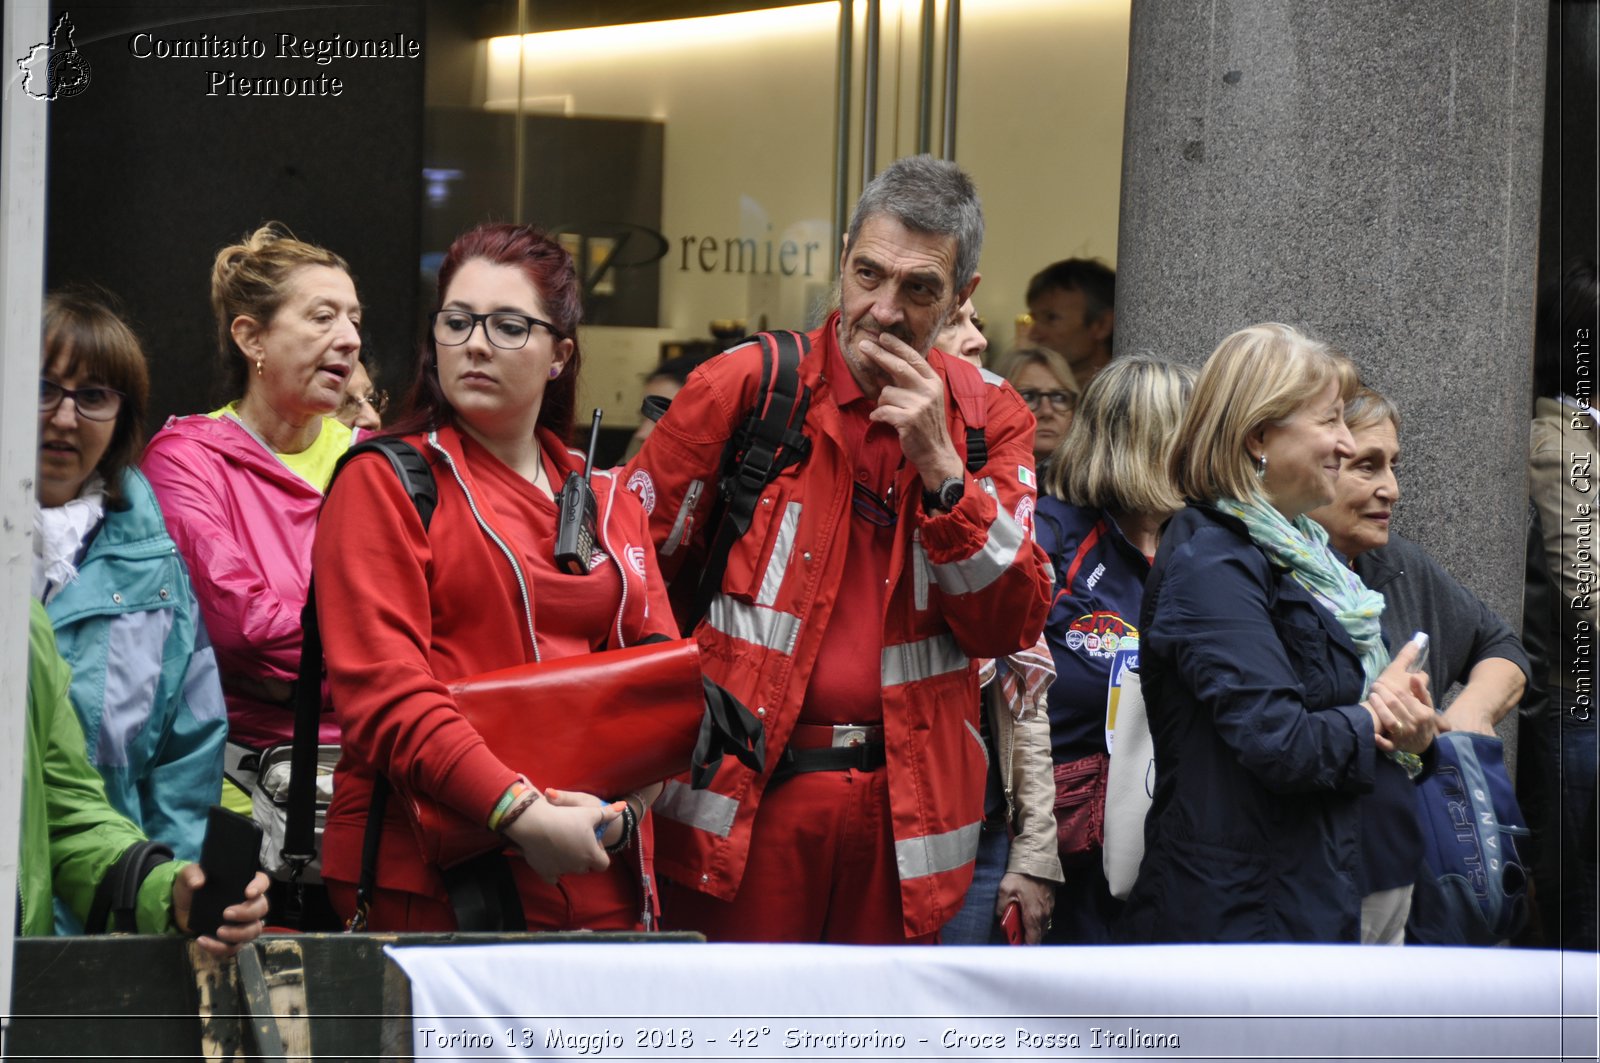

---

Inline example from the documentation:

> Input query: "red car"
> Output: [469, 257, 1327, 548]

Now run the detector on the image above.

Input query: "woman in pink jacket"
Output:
[143, 224, 367, 763]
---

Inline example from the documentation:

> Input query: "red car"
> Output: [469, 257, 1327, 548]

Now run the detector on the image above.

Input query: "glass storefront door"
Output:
[422, 0, 1130, 450]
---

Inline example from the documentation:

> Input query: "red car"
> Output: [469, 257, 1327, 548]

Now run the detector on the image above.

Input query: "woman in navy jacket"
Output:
[1120, 324, 1438, 943]
[1035, 354, 1193, 942]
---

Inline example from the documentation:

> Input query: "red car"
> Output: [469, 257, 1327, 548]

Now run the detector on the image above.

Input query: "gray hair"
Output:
[846, 154, 984, 294]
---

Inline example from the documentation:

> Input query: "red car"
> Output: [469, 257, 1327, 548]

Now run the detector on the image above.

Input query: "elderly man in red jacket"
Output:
[626, 155, 1052, 943]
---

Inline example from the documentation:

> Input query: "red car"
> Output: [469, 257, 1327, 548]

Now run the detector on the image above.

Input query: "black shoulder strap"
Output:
[283, 439, 436, 882]
[965, 426, 987, 473]
[85, 840, 174, 934]
[683, 331, 812, 629]
[943, 358, 991, 474]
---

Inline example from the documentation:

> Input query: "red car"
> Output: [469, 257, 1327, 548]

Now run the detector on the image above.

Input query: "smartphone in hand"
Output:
[189, 805, 262, 939]
[1405, 631, 1430, 674]
[1000, 901, 1025, 946]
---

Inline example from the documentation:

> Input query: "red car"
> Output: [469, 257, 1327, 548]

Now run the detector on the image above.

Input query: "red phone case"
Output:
[1000, 901, 1024, 945]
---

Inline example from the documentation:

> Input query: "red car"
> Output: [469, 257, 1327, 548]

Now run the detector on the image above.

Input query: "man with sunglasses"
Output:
[628, 156, 1052, 944]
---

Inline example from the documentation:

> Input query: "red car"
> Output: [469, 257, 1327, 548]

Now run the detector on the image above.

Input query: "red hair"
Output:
[391, 223, 583, 442]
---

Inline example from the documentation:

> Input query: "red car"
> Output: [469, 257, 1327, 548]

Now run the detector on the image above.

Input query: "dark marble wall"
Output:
[45, 0, 425, 429]
[1115, 0, 1548, 679]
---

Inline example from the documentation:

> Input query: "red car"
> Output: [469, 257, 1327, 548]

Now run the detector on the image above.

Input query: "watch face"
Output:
[939, 478, 965, 510]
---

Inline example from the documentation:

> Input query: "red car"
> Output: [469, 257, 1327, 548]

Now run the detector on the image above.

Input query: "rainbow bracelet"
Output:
[488, 777, 536, 832]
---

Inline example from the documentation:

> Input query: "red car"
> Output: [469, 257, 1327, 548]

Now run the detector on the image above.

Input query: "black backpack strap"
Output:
[684, 331, 812, 629]
[284, 439, 437, 888]
[85, 840, 174, 934]
[690, 677, 768, 788]
[641, 393, 673, 423]
[344, 775, 389, 932]
[943, 358, 991, 475]
[965, 426, 987, 473]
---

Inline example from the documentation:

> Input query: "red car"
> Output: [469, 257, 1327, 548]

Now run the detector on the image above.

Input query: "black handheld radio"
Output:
[554, 408, 604, 575]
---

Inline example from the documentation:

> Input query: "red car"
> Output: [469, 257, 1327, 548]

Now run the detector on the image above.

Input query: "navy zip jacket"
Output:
[1120, 504, 1379, 943]
[1035, 498, 1152, 763]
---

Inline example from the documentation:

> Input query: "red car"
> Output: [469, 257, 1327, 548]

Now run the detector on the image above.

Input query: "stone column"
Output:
[1116, 0, 1548, 744]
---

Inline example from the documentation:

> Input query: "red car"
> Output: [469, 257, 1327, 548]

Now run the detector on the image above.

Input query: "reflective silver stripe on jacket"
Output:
[963, 718, 988, 766]
[978, 367, 1006, 388]
[756, 501, 802, 606]
[706, 595, 802, 655]
[929, 510, 1026, 596]
[653, 780, 738, 838]
[896, 820, 982, 880]
[912, 537, 931, 612]
[880, 633, 968, 686]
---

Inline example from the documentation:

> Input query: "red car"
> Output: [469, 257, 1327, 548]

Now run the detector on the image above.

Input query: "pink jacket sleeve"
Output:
[141, 434, 306, 688]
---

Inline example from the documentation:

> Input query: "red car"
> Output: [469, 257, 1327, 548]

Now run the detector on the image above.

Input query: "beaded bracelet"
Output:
[603, 803, 638, 854]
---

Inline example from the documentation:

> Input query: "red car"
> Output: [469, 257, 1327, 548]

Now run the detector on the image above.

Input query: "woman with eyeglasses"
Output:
[336, 354, 385, 431]
[1000, 345, 1081, 474]
[308, 222, 676, 931]
[35, 291, 227, 888]
[142, 225, 369, 899]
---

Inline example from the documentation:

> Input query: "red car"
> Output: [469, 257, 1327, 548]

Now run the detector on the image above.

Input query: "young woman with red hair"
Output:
[312, 223, 676, 931]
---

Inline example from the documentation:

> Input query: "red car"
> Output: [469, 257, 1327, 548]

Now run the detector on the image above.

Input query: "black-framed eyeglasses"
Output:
[429, 310, 565, 351]
[1018, 388, 1077, 414]
[39, 379, 125, 422]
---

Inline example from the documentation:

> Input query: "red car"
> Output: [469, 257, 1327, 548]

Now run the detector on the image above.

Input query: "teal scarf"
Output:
[1215, 497, 1389, 694]
[1216, 497, 1423, 776]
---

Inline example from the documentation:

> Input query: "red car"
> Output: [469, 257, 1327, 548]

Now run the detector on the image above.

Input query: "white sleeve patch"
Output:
[1014, 495, 1035, 540]
[625, 469, 657, 515]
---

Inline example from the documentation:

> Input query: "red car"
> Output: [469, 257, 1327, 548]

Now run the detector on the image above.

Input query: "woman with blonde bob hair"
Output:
[1034, 354, 1193, 943]
[1119, 324, 1439, 944]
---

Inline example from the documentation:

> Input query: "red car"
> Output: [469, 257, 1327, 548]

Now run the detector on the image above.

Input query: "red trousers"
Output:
[327, 852, 643, 932]
[661, 765, 935, 944]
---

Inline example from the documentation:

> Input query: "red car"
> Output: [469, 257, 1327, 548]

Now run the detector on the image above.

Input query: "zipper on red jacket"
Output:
[425, 432, 541, 662]
[593, 467, 658, 925]
[594, 470, 629, 650]
[637, 840, 654, 931]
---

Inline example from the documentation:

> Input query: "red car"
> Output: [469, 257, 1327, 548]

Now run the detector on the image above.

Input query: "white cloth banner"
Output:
[388, 941, 1597, 1060]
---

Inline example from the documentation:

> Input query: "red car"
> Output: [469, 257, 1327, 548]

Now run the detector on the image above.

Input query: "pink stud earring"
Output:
[549, 366, 561, 379]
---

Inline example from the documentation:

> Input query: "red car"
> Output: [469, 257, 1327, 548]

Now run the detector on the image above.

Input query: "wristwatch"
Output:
[922, 475, 965, 514]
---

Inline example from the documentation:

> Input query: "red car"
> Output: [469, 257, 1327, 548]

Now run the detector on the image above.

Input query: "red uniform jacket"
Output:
[625, 315, 1052, 936]
[313, 426, 676, 910]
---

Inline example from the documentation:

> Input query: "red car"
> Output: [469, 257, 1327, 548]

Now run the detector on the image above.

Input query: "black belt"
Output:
[771, 723, 887, 782]
[771, 743, 887, 781]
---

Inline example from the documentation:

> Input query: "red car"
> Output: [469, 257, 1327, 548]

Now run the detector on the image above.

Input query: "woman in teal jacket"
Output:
[36, 291, 227, 877]
[23, 599, 267, 948]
